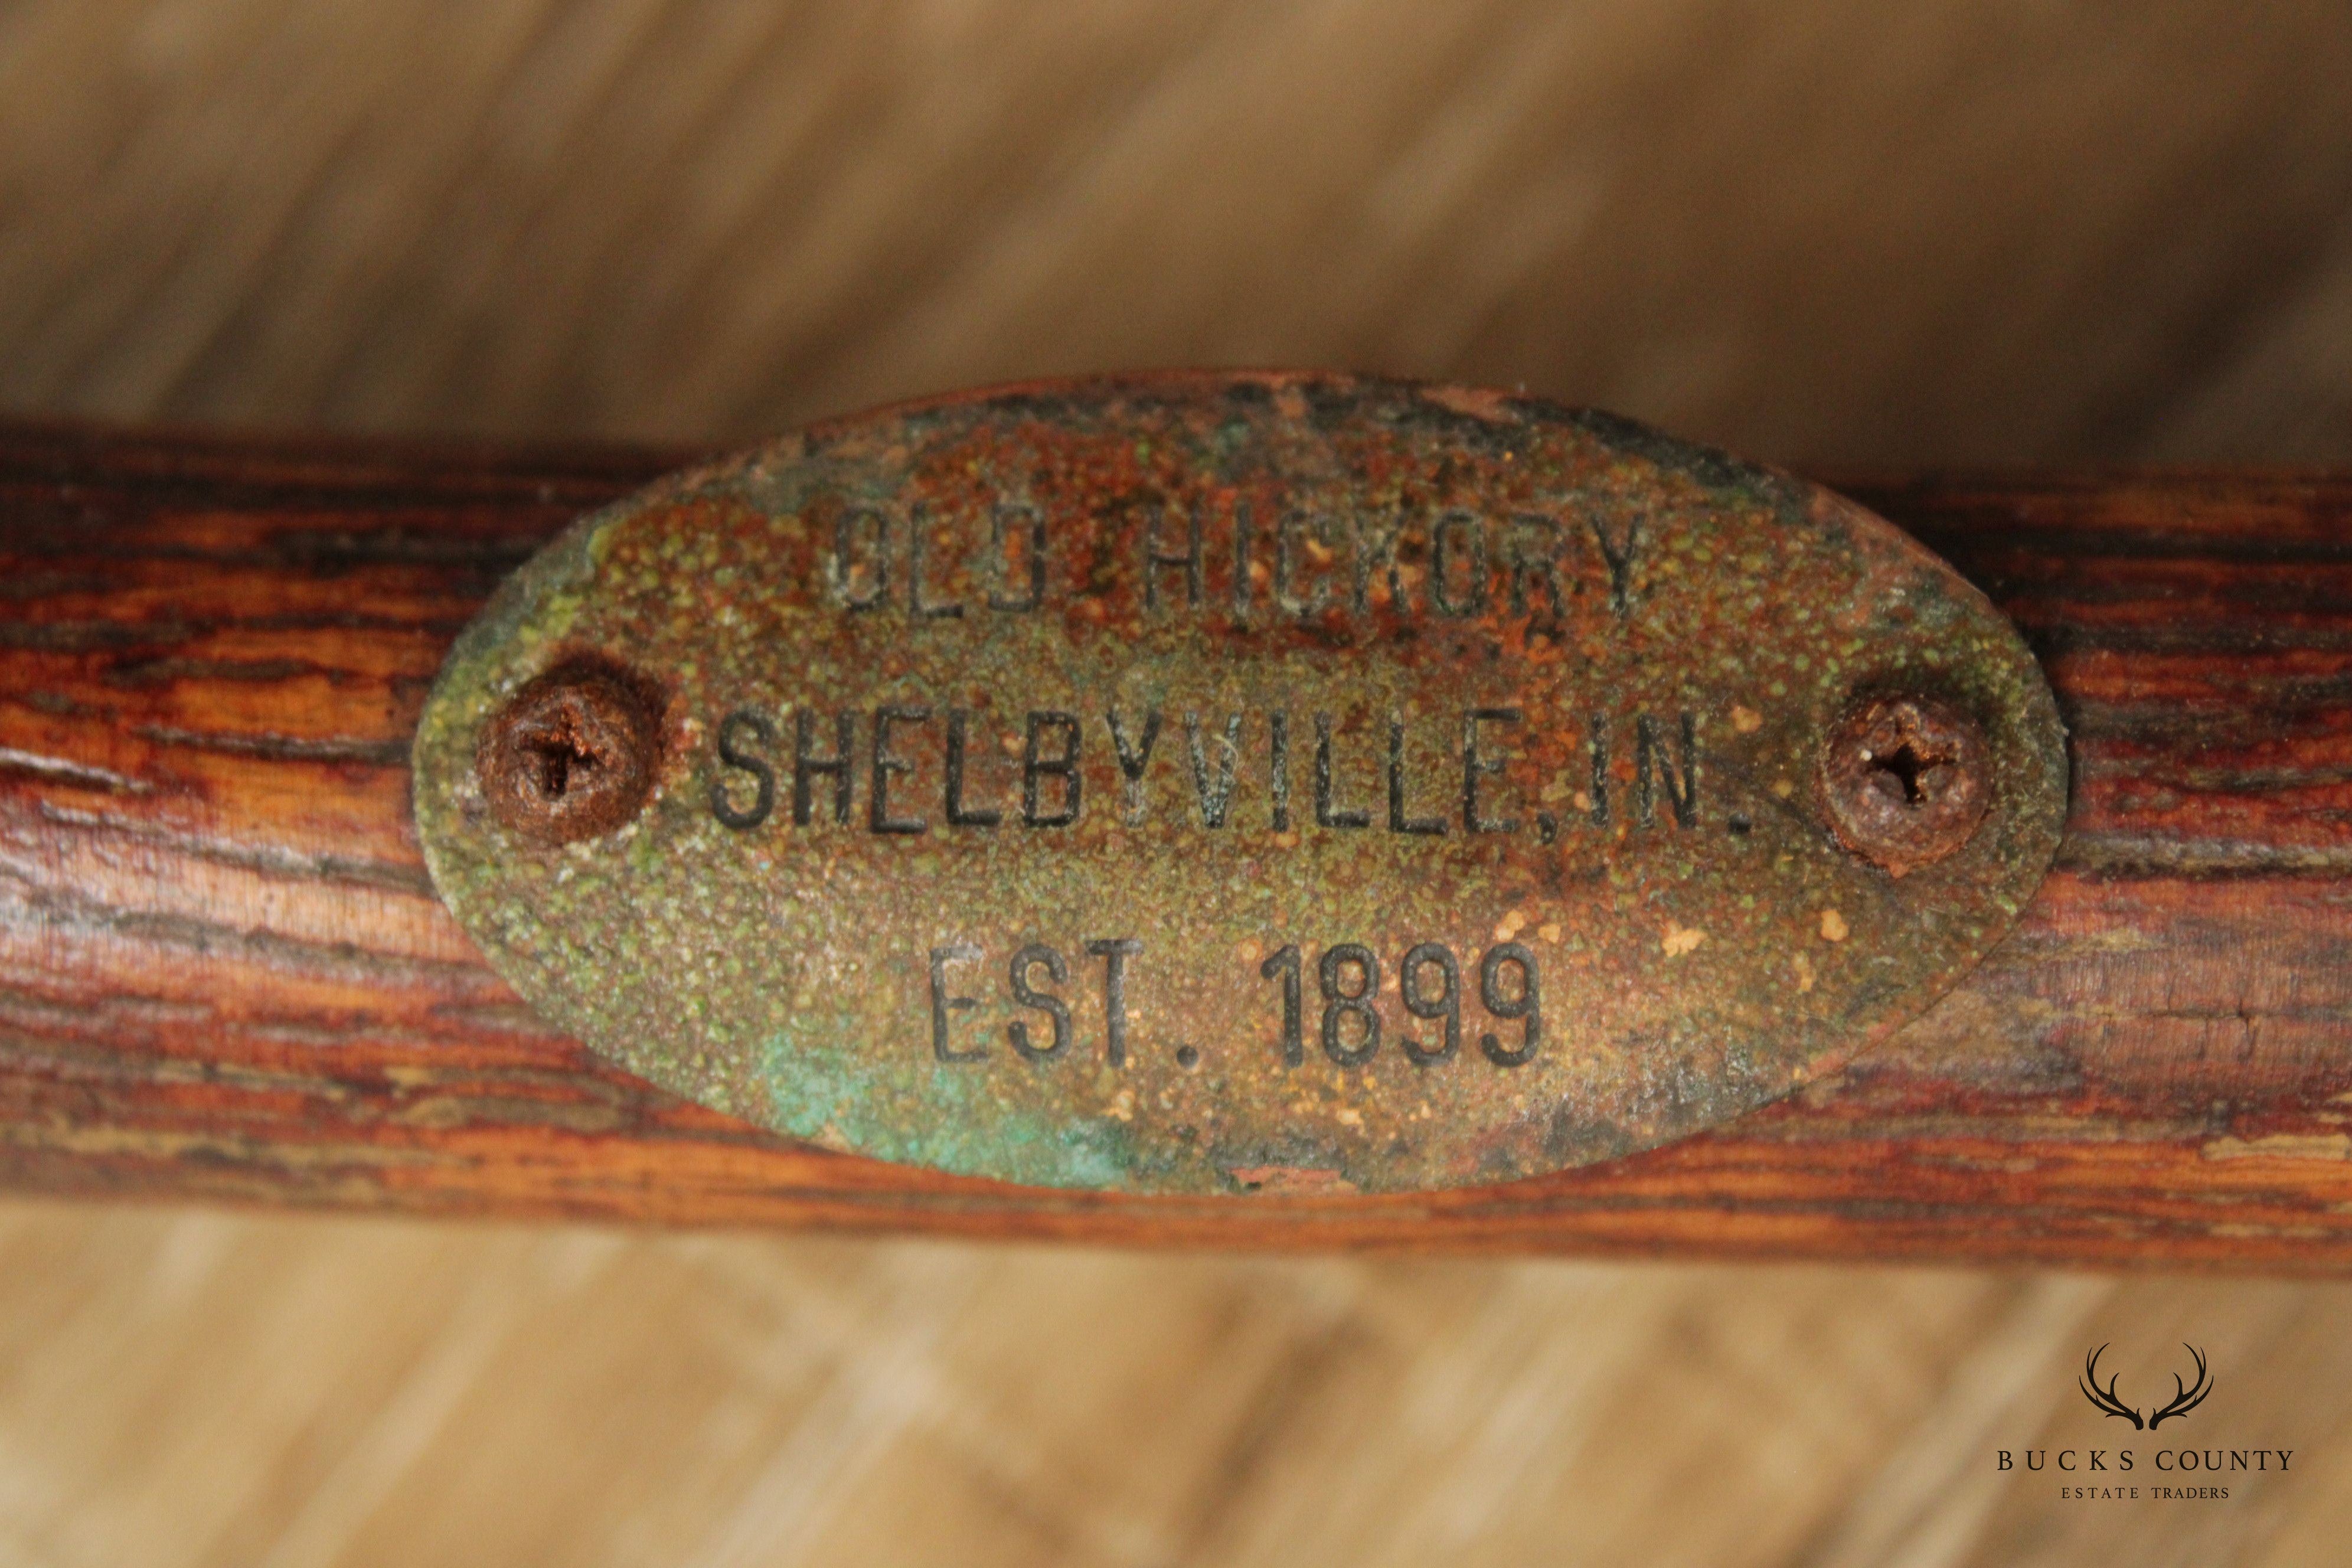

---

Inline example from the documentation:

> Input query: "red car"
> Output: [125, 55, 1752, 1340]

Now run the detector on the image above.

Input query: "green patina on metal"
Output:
[411, 372, 2066, 1195]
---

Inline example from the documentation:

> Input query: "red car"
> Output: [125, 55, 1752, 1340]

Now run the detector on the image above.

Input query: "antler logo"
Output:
[2080, 1344, 2213, 1430]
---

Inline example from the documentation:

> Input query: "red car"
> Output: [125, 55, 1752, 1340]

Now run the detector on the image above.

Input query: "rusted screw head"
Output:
[1819, 694, 1989, 877]
[476, 659, 662, 844]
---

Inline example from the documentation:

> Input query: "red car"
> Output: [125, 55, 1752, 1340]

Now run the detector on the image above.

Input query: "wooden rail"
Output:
[3, 419, 2349, 1269]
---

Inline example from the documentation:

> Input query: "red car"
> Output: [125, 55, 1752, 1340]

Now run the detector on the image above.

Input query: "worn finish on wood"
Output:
[1, 420, 2347, 1269]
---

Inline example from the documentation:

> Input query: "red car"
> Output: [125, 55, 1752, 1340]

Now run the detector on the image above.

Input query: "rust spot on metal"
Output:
[411, 371, 2067, 1195]
[476, 658, 663, 844]
[1819, 694, 1990, 877]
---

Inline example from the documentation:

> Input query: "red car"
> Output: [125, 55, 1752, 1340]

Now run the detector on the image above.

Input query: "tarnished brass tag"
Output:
[413, 373, 2065, 1194]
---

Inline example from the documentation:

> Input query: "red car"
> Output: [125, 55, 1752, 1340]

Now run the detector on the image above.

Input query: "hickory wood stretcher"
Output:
[2, 419, 2348, 1270]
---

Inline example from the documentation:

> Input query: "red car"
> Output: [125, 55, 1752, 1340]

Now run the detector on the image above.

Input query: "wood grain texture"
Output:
[3, 420, 2347, 1269]
[7, 2, 2352, 1562]
[6, 1, 2352, 465]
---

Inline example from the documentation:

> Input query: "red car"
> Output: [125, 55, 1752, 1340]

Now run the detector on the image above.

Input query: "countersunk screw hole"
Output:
[478, 658, 664, 844]
[1822, 695, 1988, 876]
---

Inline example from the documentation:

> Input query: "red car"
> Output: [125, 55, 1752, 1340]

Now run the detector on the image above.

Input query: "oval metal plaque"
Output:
[413, 373, 2066, 1195]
